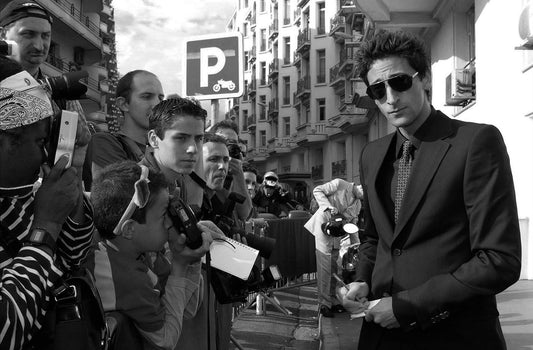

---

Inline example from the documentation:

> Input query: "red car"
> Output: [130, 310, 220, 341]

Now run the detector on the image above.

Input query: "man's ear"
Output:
[147, 129, 160, 148]
[119, 219, 136, 240]
[116, 96, 129, 113]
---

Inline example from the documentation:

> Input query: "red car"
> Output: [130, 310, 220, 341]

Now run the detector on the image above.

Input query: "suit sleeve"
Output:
[393, 125, 522, 329]
[356, 145, 378, 289]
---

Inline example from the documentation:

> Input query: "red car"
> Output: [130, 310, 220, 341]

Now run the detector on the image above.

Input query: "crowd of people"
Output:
[0, 1, 523, 350]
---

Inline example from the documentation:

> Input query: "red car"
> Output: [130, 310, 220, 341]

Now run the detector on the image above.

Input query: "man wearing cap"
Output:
[0, 0, 86, 123]
[253, 171, 295, 217]
[0, 57, 94, 349]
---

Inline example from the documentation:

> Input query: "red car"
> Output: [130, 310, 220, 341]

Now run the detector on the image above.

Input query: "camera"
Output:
[40, 70, 88, 101]
[0, 40, 16, 55]
[167, 196, 203, 249]
[47, 110, 78, 168]
[321, 213, 359, 237]
[227, 140, 242, 159]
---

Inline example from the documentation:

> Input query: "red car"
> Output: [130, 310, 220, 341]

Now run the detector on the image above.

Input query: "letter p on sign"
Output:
[184, 32, 243, 100]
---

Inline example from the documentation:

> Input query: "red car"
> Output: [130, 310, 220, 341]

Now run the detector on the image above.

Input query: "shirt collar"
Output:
[394, 107, 437, 158]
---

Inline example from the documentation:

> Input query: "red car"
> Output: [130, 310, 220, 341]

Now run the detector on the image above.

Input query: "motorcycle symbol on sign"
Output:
[213, 79, 236, 92]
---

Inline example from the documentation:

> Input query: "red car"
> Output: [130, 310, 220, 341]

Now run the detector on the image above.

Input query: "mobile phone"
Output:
[48, 110, 78, 168]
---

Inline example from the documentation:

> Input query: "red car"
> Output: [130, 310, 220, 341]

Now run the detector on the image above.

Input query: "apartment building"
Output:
[227, 0, 374, 205]
[0, 0, 119, 132]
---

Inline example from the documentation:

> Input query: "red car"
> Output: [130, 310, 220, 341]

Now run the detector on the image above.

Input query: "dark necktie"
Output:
[395, 140, 413, 223]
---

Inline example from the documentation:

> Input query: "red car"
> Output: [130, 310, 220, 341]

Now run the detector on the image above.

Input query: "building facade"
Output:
[0, 0, 120, 132]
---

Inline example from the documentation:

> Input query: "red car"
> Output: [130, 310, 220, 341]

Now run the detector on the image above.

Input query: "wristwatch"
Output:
[24, 228, 56, 253]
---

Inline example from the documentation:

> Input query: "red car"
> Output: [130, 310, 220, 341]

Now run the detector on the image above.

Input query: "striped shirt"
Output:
[0, 190, 94, 350]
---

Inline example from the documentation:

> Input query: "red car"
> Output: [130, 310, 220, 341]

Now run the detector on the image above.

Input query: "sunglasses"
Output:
[113, 165, 151, 235]
[366, 72, 419, 100]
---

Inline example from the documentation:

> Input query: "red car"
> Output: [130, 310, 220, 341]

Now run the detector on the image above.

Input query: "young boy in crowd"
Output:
[88, 161, 223, 350]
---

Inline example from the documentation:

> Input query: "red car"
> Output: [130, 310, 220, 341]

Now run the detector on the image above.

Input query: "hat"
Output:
[0, 0, 53, 27]
[0, 57, 53, 130]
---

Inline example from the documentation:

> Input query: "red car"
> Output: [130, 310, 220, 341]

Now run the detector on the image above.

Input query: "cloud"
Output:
[113, 0, 236, 96]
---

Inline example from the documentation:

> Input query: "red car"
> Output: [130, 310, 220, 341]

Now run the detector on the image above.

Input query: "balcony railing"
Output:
[249, 46, 257, 61]
[49, 0, 101, 37]
[331, 159, 347, 177]
[269, 19, 279, 39]
[268, 98, 279, 116]
[269, 58, 280, 77]
[45, 54, 70, 72]
[247, 114, 257, 129]
[340, 46, 357, 70]
[296, 75, 311, 98]
[248, 79, 257, 94]
[330, 14, 346, 34]
[296, 28, 311, 53]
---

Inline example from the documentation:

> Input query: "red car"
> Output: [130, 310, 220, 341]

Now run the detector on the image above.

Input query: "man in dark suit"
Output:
[340, 30, 521, 350]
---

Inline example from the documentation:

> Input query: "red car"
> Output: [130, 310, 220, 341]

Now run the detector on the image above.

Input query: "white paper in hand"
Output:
[350, 299, 381, 319]
[209, 237, 259, 280]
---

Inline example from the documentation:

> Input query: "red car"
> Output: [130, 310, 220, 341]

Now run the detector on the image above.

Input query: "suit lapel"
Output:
[367, 133, 395, 240]
[393, 111, 454, 241]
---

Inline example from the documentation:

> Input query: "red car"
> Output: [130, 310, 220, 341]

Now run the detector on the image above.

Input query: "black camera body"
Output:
[226, 140, 242, 159]
[167, 196, 203, 249]
[40, 70, 88, 101]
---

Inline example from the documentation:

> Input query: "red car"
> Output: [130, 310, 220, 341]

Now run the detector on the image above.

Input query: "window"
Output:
[244, 0, 248, 7]
[283, 76, 291, 105]
[243, 79, 248, 100]
[317, 98, 326, 121]
[260, 29, 266, 51]
[283, 117, 290, 136]
[283, 37, 291, 64]
[259, 95, 266, 119]
[283, 0, 290, 25]
[244, 52, 250, 70]
[317, 2, 326, 34]
[260, 0, 265, 12]
[242, 110, 249, 131]
[317, 50, 326, 84]
[243, 22, 248, 37]
[260, 130, 266, 146]
[260, 62, 266, 85]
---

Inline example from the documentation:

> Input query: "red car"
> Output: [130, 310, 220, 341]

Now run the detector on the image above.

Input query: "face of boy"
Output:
[203, 141, 229, 190]
[133, 189, 173, 252]
[153, 115, 204, 175]
[243, 171, 257, 198]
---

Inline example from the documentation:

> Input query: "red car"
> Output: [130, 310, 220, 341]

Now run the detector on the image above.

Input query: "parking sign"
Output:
[184, 32, 243, 100]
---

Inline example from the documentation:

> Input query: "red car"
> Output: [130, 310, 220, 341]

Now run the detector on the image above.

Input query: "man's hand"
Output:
[364, 296, 400, 329]
[327, 206, 339, 215]
[339, 281, 370, 313]
[228, 158, 244, 179]
[33, 155, 80, 239]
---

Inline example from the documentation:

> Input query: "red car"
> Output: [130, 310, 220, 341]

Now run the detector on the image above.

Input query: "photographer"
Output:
[0, 57, 94, 349]
[0, 0, 87, 125]
[211, 120, 252, 221]
[88, 161, 221, 350]
[304, 178, 363, 318]
[253, 171, 295, 218]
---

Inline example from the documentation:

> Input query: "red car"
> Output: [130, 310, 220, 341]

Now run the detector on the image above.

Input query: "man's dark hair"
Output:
[148, 97, 207, 139]
[242, 163, 258, 176]
[211, 119, 238, 136]
[91, 161, 168, 240]
[355, 30, 430, 85]
[203, 132, 227, 145]
[115, 70, 155, 103]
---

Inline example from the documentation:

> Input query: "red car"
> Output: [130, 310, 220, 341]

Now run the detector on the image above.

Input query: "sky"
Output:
[113, 0, 237, 96]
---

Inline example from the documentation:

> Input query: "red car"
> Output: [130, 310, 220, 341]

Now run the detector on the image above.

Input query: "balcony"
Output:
[247, 114, 257, 131]
[293, 8, 301, 25]
[293, 51, 301, 67]
[295, 75, 311, 100]
[250, 13, 257, 28]
[268, 98, 279, 120]
[329, 62, 345, 90]
[339, 0, 360, 16]
[248, 79, 257, 96]
[297, 0, 310, 7]
[296, 28, 311, 58]
[269, 59, 280, 78]
[293, 92, 301, 107]
[249, 47, 257, 62]
[328, 104, 373, 135]
[251, 147, 269, 162]
[101, 3, 113, 17]
[267, 137, 293, 154]
[339, 46, 357, 73]
[295, 122, 327, 146]
[41, 0, 101, 48]
[311, 164, 324, 180]
[331, 160, 347, 178]
[269, 19, 279, 40]
[45, 54, 70, 73]
[330, 14, 348, 43]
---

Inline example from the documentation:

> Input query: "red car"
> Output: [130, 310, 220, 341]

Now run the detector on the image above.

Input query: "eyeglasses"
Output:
[113, 165, 151, 235]
[366, 72, 419, 100]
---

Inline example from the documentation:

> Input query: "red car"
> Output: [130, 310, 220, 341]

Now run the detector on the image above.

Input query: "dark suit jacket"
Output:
[357, 109, 521, 350]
